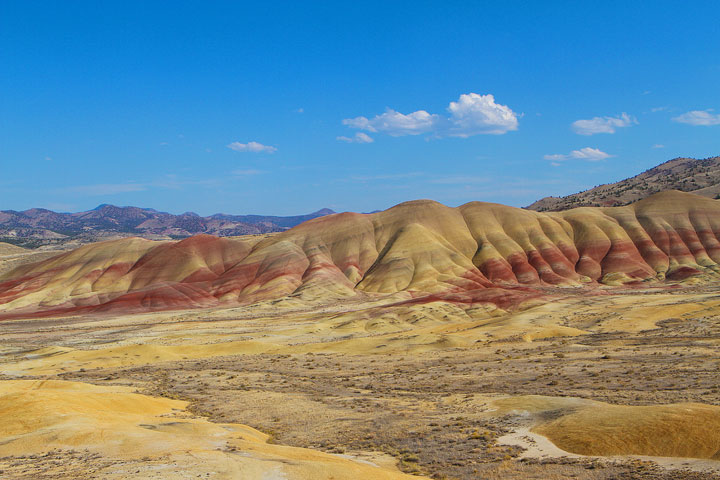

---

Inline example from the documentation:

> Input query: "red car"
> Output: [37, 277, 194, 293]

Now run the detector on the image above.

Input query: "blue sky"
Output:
[1, 1, 719, 215]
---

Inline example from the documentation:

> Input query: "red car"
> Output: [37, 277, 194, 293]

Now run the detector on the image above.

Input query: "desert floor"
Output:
[2, 280, 720, 479]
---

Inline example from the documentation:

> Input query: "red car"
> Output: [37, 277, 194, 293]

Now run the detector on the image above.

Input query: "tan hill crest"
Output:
[527, 156, 720, 211]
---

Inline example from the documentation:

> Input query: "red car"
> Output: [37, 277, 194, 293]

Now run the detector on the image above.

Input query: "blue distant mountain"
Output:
[0, 205, 336, 247]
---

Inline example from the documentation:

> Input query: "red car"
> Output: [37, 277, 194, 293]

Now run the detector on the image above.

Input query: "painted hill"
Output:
[2, 190, 720, 319]
[0, 204, 335, 248]
[527, 156, 720, 211]
[0, 242, 26, 256]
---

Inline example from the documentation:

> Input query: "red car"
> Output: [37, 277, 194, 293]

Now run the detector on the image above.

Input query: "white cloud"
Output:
[652, 144, 665, 149]
[571, 147, 612, 160]
[341, 92, 518, 138]
[672, 110, 720, 126]
[227, 141, 277, 153]
[445, 93, 519, 136]
[571, 113, 636, 135]
[337, 132, 374, 143]
[343, 109, 437, 136]
[544, 147, 613, 162]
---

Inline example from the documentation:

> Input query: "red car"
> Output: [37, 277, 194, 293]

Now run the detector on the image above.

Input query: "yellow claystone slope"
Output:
[0, 380, 427, 480]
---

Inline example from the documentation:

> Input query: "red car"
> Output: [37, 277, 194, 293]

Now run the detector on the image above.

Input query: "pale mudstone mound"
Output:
[494, 395, 720, 460]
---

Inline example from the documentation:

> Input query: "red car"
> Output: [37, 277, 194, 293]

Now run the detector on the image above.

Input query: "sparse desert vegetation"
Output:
[2, 280, 720, 479]
[4, 1, 720, 477]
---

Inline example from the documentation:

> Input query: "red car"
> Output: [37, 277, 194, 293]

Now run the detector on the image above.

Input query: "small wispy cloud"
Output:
[342, 92, 519, 138]
[544, 147, 613, 162]
[429, 175, 490, 185]
[652, 144, 665, 149]
[337, 132, 374, 143]
[62, 183, 148, 195]
[672, 110, 720, 126]
[59, 175, 224, 196]
[232, 169, 265, 176]
[571, 113, 636, 135]
[349, 172, 423, 182]
[227, 141, 277, 153]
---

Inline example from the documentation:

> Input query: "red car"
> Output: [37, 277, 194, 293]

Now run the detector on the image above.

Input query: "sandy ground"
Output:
[1, 283, 720, 479]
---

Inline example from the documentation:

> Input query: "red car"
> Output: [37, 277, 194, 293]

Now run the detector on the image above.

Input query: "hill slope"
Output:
[0, 242, 26, 256]
[527, 156, 720, 211]
[2, 190, 720, 318]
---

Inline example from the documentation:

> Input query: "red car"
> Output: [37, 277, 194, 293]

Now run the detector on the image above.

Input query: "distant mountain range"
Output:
[0, 204, 335, 248]
[6, 155, 720, 248]
[527, 156, 720, 211]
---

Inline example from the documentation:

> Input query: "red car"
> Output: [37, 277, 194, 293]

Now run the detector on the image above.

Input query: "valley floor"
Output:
[2, 284, 720, 479]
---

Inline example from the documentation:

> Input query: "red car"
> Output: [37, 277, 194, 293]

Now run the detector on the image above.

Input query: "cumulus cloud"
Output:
[343, 109, 437, 136]
[445, 93, 519, 136]
[672, 110, 720, 126]
[227, 141, 277, 153]
[336, 132, 374, 143]
[342, 92, 518, 138]
[571, 113, 636, 135]
[544, 147, 613, 162]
